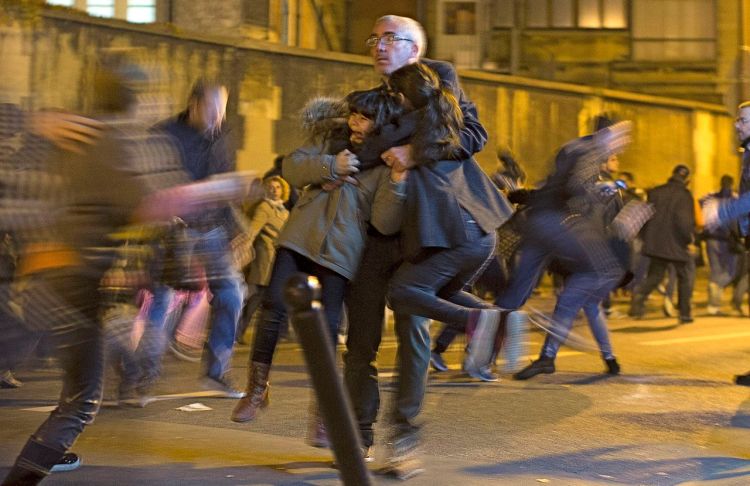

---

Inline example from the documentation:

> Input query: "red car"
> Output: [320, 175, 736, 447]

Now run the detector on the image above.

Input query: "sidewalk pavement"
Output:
[2, 401, 749, 485]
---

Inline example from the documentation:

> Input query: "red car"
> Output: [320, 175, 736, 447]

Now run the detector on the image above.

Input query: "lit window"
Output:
[602, 0, 626, 28]
[127, 0, 156, 23]
[525, 0, 626, 29]
[87, 0, 115, 18]
[46, 0, 75, 6]
[578, 0, 601, 28]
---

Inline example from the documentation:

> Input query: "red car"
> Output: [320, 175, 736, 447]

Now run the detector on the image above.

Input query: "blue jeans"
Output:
[251, 248, 347, 365]
[388, 216, 496, 326]
[138, 227, 243, 381]
[541, 300, 614, 360]
[199, 228, 244, 380]
[706, 238, 739, 288]
[135, 283, 175, 384]
[497, 209, 620, 310]
[495, 240, 550, 310]
[497, 209, 621, 360]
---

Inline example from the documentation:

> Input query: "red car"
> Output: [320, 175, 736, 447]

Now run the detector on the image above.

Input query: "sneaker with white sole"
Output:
[464, 308, 502, 375]
[381, 435, 424, 480]
[201, 375, 247, 399]
[430, 351, 449, 372]
[465, 365, 498, 382]
[382, 454, 424, 480]
[502, 310, 528, 373]
[662, 297, 676, 318]
[119, 393, 156, 408]
[51, 452, 81, 473]
[331, 445, 375, 470]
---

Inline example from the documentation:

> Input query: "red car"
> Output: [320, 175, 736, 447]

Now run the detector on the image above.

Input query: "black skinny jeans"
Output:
[251, 248, 347, 365]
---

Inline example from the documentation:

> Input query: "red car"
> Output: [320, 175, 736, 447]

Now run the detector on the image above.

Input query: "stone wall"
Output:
[0, 7, 737, 197]
[171, 0, 244, 35]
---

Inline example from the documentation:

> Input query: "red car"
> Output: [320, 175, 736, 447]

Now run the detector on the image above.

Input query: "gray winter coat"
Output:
[280, 145, 406, 280]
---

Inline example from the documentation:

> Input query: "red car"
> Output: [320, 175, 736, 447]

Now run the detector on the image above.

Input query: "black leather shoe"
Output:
[513, 358, 555, 380]
[605, 358, 620, 375]
[735, 373, 750, 387]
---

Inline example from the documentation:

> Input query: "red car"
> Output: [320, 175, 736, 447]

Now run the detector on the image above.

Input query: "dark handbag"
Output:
[158, 219, 205, 291]
[495, 209, 525, 261]
[100, 242, 152, 304]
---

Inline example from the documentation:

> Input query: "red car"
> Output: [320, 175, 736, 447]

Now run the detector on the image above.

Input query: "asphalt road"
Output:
[1, 276, 750, 485]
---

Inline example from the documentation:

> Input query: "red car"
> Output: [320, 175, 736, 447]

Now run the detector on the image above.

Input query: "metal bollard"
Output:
[283, 273, 372, 486]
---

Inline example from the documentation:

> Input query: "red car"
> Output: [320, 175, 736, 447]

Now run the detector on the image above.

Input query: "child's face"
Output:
[348, 112, 374, 145]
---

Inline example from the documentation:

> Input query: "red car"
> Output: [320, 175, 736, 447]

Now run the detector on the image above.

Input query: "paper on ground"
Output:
[175, 402, 213, 412]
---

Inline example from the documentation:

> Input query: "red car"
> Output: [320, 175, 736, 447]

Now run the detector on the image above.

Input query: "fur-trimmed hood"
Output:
[300, 96, 348, 145]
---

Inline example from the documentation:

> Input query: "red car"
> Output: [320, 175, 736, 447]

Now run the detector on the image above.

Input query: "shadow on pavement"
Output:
[731, 395, 750, 429]
[0, 398, 57, 409]
[0, 463, 339, 485]
[612, 323, 681, 333]
[463, 446, 750, 485]
[603, 410, 738, 432]
[515, 373, 729, 387]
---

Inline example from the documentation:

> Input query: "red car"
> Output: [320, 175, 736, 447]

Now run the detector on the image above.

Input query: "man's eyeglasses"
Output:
[365, 34, 413, 47]
[737, 116, 750, 125]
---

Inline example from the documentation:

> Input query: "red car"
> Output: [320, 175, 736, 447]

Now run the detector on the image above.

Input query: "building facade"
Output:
[43, 0, 750, 108]
[3, 4, 737, 196]
[44, 0, 348, 51]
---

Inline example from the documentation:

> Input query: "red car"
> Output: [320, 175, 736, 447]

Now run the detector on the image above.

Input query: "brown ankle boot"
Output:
[230, 361, 270, 423]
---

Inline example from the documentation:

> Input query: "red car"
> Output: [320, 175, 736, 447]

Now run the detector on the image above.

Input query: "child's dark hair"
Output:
[345, 87, 404, 135]
[387, 62, 463, 164]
